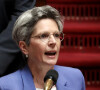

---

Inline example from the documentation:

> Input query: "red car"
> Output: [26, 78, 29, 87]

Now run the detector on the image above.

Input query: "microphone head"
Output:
[44, 69, 58, 85]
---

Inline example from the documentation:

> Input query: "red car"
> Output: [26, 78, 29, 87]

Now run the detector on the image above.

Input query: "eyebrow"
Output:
[37, 31, 60, 35]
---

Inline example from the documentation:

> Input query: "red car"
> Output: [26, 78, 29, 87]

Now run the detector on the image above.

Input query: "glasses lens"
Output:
[40, 33, 49, 42]
[39, 32, 64, 43]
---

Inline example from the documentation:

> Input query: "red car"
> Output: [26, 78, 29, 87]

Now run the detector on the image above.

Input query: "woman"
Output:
[0, 5, 85, 90]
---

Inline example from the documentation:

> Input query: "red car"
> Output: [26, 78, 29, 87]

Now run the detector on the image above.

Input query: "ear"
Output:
[19, 41, 28, 55]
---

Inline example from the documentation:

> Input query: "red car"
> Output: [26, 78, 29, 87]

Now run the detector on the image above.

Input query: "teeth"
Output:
[45, 52, 56, 55]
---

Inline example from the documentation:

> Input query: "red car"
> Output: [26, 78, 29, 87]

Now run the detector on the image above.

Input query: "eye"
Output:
[40, 33, 49, 39]
[54, 33, 60, 38]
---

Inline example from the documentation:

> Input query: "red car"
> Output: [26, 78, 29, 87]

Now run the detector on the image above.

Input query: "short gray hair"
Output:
[12, 5, 64, 46]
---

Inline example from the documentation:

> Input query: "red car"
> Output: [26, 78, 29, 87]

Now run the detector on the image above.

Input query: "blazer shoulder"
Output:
[55, 65, 84, 79]
[55, 65, 85, 90]
[0, 69, 21, 80]
[0, 70, 23, 90]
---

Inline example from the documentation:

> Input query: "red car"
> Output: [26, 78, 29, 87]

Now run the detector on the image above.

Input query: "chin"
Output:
[44, 56, 58, 65]
[47, 60, 57, 66]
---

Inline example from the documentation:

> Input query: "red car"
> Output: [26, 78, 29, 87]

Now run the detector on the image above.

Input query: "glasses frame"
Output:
[31, 32, 64, 42]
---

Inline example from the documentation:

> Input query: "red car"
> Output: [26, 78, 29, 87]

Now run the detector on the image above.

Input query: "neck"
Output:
[28, 61, 54, 89]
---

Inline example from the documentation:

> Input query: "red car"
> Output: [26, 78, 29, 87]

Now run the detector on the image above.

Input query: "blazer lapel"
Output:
[20, 65, 73, 90]
[20, 65, 36, 90]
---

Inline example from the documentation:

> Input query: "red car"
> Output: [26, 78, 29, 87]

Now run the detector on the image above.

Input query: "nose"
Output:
[48, 35, 56, 48]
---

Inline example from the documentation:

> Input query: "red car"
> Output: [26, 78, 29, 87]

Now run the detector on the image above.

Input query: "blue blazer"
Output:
[0, 65, 85, 90]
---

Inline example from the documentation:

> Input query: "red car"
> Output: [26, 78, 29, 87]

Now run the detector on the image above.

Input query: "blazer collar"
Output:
[20, 65, 36, 90]
[20, 65, 72, 90]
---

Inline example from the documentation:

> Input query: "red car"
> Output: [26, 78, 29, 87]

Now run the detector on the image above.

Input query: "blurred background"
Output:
[36, 0, 100, 90]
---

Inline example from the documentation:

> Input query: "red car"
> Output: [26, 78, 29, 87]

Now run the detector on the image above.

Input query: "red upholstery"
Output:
[64, 21, 100, 33]
[57, 52, 100, 67]
[87, 87, 100, 90]
[47, 0, 100, 3]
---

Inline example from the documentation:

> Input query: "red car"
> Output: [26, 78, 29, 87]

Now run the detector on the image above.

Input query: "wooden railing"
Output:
[61, 32, 100, 52]
[81, 68, 100, 90]
[57, 32, 100, 67]
[47, 0, 100, 21]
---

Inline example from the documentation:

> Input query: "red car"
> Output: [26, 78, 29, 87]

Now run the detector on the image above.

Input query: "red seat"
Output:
[57, 52, 100, 67]
[86, 87, 100, 90]
[64, 21, 100, 33]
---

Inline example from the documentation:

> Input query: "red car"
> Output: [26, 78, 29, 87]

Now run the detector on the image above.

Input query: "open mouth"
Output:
[45, 51, 56, 56]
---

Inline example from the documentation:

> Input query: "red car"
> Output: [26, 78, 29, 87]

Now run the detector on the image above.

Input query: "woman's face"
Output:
[26, 19, 61, 66]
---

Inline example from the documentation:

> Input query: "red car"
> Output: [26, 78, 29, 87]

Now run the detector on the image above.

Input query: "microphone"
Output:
[44, 69, 58, 90]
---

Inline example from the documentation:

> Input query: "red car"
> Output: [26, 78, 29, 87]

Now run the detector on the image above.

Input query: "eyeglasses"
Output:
[31, 32, 64, 43]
